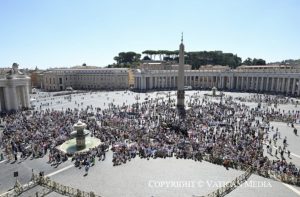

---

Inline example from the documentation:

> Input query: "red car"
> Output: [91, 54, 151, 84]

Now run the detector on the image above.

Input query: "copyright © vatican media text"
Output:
[148, 180, 272, 188]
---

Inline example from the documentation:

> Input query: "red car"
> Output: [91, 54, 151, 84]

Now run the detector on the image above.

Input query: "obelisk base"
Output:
[177, 90, 185, 117]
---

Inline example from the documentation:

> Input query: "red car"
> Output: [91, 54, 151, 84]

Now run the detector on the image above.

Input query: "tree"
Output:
[114, 52, 141, 64]
[252, 58, 266, 65]
[142, 50, 157, 60]
[242, 58, 266, 65]
[243, 58, 253, 65]
[142, 56, 151, 61]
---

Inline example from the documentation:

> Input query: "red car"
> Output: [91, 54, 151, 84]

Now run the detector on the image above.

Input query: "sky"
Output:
[0, 0, 300, 69]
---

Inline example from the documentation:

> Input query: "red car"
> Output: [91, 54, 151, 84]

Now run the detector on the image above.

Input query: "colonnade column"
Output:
[260, 77, 264, 91]
[221, 76, 224, 89]
[297, 80, 300, 96]
[246, 77, 249, 90]
[286, 78, 290, 94]
[149, 77, 153, 90]
[292, 78, 296, 95]
[241, 77, 244, 90]
[280, 78, 283, 92]
[276, 78, 280, 93]
[4, 86, 18, 111]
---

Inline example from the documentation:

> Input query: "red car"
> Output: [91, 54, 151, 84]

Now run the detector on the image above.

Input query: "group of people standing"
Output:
[0, 91, 299, 185]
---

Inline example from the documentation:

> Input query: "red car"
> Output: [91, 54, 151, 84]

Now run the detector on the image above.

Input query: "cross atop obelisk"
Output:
[181, 32, 183, 43]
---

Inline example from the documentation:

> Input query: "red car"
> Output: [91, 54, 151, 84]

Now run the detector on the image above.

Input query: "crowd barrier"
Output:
[201, 154, 300, 187]
[255, 168, 300, 186]
[194, 167, 252, 197]
[0, 179, 37, 197]
[32, 174, 100, 197]
[0, 174, 101, 197]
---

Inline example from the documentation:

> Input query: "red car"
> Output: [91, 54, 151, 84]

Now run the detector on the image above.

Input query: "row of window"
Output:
[45, 76, 127, 84]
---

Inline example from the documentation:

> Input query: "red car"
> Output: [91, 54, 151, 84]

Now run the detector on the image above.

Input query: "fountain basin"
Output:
[57, 136, 101, 154]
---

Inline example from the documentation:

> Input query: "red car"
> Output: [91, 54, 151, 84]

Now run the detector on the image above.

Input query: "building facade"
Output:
[30, 68, 44, 89]
[0, 63, 31, 112]
[140, 61, 192, 70]
[42, 67, 129, 91]
[134, 65, 300, 96]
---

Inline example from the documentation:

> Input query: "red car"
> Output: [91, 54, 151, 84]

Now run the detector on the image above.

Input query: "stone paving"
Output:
[228, 174, 300, 197]
[50, 150, 244, 197]
[1, 90, 300, 196]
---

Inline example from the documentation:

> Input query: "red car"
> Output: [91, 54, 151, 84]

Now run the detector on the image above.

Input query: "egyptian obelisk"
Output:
[177, 33, 185, 109]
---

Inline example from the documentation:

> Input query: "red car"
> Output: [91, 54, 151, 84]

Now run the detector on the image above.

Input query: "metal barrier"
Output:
[0, 178, 38, 197]
[255, 169, 300, 186]
[196, 167, 252, 197]
[0, 174, 100, 197]
[31, 174, 99, 197]
[201, 154, 300, 187]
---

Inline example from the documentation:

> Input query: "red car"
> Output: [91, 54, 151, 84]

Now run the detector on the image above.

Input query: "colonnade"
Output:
[0, 84, 30, 112]
[0, 64, 31, 112]
[134, 70, 300, 96]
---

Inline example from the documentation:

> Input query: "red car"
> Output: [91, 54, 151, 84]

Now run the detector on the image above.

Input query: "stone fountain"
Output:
[57, 120, 101, 154]
[74, 120, 87, 150]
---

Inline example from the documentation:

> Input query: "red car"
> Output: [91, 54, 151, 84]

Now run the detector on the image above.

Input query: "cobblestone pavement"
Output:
[50, 150, 244, 197]
[1, 90, 299, 196]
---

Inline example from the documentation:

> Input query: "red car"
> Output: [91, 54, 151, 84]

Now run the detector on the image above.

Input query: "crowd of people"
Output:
[235, 94, 299, 107]
[0, 91, 299, 185]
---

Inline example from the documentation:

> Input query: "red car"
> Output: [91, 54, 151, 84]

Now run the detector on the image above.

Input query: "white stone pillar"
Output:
[149, 77, 153, 90]
[246, 77, 249, 90]
[286, 78, 290, 94]
[297, 80, 300, 96]
[4, 87, 18, 111]
[241, 77, 244, 90]
[281, 78, 285, 92]
[292, 78, 296, 95]
[271, 77, 274, 92]
[255, 77, 259, 91]
[260, 77, 264, 91]
[220, 76, 223, 89]
[139, 77, 141, 89]
[24, 85, 30, 108]
[276, 78, 280, 93]
[266, 77, 269, 91]
[19, 87, 26, 108]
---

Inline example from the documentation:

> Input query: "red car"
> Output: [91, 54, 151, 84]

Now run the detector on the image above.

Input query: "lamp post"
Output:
[167, 91, 171, 105]
[220, 91, 223, 105]
[296, 82, 299, 97]
[135, 94, 140, 113]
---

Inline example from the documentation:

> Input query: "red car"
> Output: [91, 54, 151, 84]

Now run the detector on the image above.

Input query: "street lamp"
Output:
[296, 82, 299, 97]
[219, 91, 223, 105]
[168, 91, 171, 105]
[135, 94, 140, 112]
